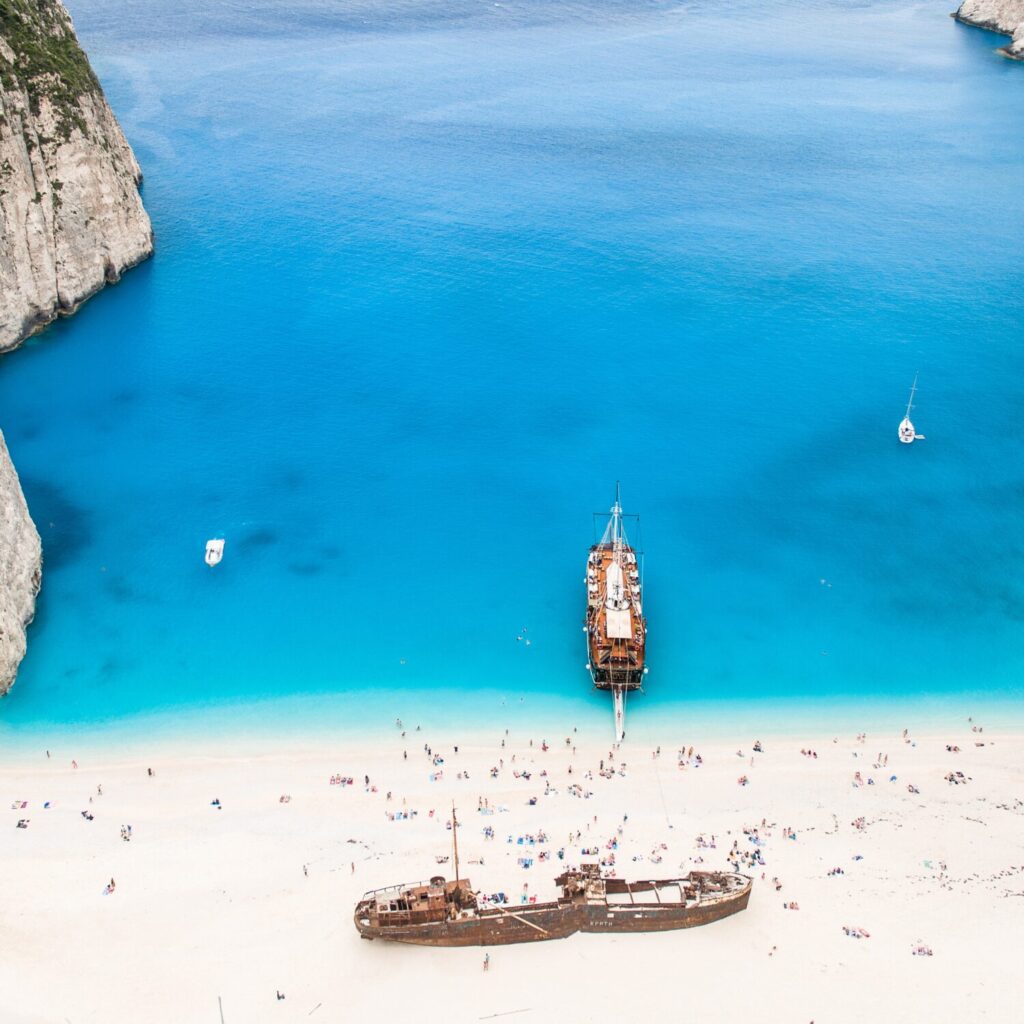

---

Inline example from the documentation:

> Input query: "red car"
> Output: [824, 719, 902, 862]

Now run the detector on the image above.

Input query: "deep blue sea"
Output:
[1, 0, 1022, 747]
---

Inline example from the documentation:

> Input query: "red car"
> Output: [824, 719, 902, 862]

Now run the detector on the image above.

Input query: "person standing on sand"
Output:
[483, 953, 490, 971]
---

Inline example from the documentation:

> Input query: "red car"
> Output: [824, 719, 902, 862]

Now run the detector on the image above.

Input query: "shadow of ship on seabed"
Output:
[354, 864, 752, 946]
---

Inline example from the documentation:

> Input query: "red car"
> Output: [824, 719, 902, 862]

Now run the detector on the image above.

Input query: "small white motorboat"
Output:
[205, 538, 225, 566]
[898, 374, 924, 444]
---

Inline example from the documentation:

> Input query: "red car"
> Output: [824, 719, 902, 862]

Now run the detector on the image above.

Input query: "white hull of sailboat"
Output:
[205, 538, 225, 566]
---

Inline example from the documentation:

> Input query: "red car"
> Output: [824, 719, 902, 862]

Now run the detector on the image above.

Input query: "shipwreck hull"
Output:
[355, 901, 580, 946]
[580, 886, 751, 933]
[355, 874, 751, 946]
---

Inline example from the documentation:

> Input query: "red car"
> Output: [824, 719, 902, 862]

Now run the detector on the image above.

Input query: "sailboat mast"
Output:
[905, 373, 918, 419]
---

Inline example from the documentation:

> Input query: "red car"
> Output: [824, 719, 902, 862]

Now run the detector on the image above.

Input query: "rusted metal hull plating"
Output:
[354, 873, 751, 946]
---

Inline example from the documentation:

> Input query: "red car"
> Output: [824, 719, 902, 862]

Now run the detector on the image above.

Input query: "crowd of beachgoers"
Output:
[0, 715, 1018, 1022]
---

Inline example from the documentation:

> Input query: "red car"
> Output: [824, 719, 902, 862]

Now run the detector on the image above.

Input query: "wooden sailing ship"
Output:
[586, 484, 647, 740]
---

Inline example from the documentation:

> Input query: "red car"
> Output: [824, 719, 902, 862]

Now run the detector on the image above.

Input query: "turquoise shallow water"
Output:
[0, 0, 1022, 745]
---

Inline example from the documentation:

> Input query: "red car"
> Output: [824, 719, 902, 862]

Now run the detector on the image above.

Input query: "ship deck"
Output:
[586, 543, 645, 688]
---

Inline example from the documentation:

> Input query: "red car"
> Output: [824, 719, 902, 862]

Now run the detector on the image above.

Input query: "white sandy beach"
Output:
[1, 719, 1021, 1023]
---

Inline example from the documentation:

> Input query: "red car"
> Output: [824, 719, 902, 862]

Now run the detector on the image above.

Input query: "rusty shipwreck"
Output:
[354, 863, 751, 946]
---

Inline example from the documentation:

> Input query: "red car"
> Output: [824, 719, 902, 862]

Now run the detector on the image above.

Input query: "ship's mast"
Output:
[451, 802, 460, 887]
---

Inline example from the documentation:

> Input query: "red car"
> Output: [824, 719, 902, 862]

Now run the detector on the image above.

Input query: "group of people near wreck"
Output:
[728, 838, 765, 872]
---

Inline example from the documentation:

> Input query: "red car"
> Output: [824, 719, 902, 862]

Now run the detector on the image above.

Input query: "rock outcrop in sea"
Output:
[954, 0, 1024, 60]
[0, 0, 152, 692]
[0, 0, 153, 351]
[0, 431, 41, 695]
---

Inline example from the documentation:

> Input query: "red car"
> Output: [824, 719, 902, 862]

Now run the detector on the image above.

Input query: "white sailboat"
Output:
[205, 538, 225, 566]
[898, 374, 924, 444]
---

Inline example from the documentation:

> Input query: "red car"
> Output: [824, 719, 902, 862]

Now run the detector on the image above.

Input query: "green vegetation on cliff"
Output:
[0, 0, 101, 138]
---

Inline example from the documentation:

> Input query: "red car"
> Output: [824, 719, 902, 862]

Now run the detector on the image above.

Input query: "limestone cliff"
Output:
[0, 0, 153, 351]
[954, 0, 1024, 60]
[0, 430, 41, 695]
[1, 0, 151, 693]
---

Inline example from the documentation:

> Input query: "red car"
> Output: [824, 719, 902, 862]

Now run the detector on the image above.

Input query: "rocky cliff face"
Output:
[0, 0, 153, 351]
[0, 431, 41, 695]
[1, 1, 152, 693]
[954, 0, 1024, 60]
